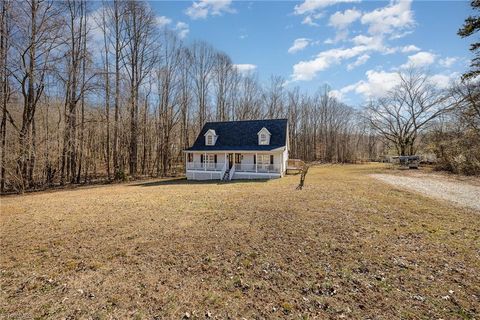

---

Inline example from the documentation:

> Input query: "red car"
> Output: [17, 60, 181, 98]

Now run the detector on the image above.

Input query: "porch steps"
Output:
[222, 168, 230, 181]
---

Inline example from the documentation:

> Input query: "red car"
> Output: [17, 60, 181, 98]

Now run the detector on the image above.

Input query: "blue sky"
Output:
[149, 0, 472, 105]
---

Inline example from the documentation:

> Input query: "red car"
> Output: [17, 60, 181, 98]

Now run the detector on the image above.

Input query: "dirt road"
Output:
[371, 173, 480, 211]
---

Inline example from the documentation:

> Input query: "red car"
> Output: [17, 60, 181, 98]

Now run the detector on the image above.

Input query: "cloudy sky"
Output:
[150, 0, 471, 105]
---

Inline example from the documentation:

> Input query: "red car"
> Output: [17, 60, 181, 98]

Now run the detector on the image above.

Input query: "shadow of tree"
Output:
[130, 177, 270, 187]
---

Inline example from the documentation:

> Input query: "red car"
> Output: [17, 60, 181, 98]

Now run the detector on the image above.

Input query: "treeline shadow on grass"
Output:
[131, 178, 270, 187]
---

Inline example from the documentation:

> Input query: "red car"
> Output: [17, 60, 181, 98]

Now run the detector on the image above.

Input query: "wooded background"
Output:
[0, 0, 478, 193]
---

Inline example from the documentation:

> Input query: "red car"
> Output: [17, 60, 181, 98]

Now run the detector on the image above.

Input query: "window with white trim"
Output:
[205, 154, 215, 164]
[257, 154, 270, 165]
[206, 134, 214, 145]
[257, 127, 271, 145]
[259, 133, 268, 145]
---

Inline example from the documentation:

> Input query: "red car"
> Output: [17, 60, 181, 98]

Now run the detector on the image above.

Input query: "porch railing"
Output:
[186, 162, 224, 171]
[234, 163, 281, 173]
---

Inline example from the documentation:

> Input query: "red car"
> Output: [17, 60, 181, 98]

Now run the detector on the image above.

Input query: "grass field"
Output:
[1, 164, 479, 319]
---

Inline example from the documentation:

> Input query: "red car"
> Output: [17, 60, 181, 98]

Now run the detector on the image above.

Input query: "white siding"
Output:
[282, 148, 288, 175]
[240, 153, 282, 166]
[192, 153, 226, 164]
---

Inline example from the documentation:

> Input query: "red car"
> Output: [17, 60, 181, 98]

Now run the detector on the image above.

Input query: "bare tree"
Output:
[366, 69, 458, 156]
[189, 41, 215, 127]
[121, 0, 158, 176]
[236, 74, 263, 120]
[59, 0, 89, 184]
[264, 75, 285, 119]
[0, 0, 11, 192]
[178, 47, 192, 152]
[156, 30, 181, 176]
[213, 52, 236, 121]
[8, 0, 62, 191]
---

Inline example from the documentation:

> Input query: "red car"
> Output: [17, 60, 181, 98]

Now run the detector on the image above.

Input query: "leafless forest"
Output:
[0, 0, 478, 193]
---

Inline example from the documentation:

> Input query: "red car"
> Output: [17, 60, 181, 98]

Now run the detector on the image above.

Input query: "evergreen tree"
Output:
[458, 0, 480, 80]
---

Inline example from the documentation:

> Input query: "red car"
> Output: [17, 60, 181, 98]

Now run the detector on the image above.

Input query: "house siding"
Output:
[240, 153, 282, 166]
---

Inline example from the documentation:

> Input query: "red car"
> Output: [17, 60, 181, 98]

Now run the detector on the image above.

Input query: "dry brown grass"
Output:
[1, 164, 479, 319]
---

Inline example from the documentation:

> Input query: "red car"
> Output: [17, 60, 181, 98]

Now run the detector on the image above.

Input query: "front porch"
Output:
[185, 151, 285, 180]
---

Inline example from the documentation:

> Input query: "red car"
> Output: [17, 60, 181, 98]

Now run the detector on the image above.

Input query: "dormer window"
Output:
[207, 135, 214, 145]
[204, 129, 217, 146]
[257, 127, 271, 145]
[259, 133, 268, 144]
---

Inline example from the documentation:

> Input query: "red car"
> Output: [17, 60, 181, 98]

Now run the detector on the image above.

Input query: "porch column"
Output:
[280, 152, 283, 175]
[224, 153, 227, 169]
[255, 153, 258, 173]
[204, 152, 206, 171]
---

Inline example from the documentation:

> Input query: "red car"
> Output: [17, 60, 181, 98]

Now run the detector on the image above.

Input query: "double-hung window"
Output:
[257, 154, 274, 171]
[206, 135, 214, 145]
[205, 154, 216, 169]
[259, 133, 268, 145]
[257, 154, 270, 165]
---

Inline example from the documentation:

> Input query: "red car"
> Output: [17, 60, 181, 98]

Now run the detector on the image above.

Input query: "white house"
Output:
[185, 119, 289, 180]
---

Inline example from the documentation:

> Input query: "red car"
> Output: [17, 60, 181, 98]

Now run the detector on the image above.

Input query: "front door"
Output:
[228, 154, 234, 169]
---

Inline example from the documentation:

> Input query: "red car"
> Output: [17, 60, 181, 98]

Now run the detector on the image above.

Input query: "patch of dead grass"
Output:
[1, 164, 479, 319]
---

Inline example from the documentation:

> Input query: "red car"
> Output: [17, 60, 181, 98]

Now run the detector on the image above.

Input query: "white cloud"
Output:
[294, 0, 360, 15]
[339, 70, 401, 98]
[290, 1, 420, 82]
[347, 54, 370, 70]
[361, 0, 414, 36]
[338, 70, 458, 101]
[325, 9, 363, 44]
[288, 38, 311, 54]
[324, 29, 349, 44]
[430, 74, 455, 89]
[401, 44, 420, 53]
[401, 51, 436, 68]
[291, 33, 394, 81]
[439, 57, 457, 68]
[175, 22, 190, 39]
[156, 16, 172, 27]
[234, 64, 257, 74]
[292, 46, 371, 81]
[185, 0, 235, 19]
[302, 15, 319, 26]
[329, 8, 361, 29]
[329, 89, 344, 100]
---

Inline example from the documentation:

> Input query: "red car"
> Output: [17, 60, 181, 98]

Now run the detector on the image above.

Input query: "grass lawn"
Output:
[1, 164, 479, 319]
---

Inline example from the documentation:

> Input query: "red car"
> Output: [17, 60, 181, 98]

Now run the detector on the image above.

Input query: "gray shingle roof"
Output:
[186, 119, 288, 151]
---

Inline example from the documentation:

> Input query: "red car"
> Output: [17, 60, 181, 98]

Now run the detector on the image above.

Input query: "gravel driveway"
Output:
[371, 173, 480, 211]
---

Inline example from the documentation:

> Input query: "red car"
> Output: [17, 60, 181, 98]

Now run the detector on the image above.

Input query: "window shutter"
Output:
[201, 154, 204, 163]
[270, 155, 274, 164]
[214, 155, 217, 163]
[254, 155, 256, 164]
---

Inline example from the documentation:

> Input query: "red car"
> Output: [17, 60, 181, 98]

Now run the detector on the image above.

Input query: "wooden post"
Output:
[204, 152, 206, 171]
[255, 153, 258, 173]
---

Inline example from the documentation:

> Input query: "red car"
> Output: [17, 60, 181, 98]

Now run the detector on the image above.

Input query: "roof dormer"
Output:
[204, 129, 217, 146]
[257, 127, 271, 145]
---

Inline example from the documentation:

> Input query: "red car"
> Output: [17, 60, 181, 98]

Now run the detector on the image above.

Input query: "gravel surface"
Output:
[371, 173, 480, 211]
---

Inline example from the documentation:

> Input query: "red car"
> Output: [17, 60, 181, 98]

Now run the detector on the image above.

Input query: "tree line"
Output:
[0, 0, 478, 193]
